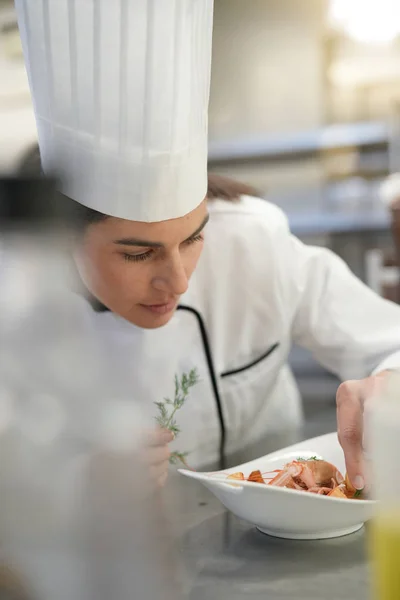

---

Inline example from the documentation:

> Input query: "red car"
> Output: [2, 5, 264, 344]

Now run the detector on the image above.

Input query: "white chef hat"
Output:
[15, 0, 214, 222]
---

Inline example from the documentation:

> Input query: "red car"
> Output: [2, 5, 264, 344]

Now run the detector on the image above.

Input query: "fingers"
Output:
[148, 444, 171, 467]
[157, 471, 168, 488]
[149, 455, 170, 490]
[150, 461, 170, 486]
[336, 380, 365, 491]
[147, 428, 174, 447]
[145, 429, 172, 489]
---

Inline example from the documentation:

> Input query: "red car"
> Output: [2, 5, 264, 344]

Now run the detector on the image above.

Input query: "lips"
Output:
[140, 300, 177, 315]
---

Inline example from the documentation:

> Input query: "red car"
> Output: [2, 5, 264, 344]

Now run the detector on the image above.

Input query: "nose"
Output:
[152, 252, 189, 296]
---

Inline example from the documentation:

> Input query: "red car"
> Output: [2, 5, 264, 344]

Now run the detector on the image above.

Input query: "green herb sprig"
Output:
[155, 368, 199, 467]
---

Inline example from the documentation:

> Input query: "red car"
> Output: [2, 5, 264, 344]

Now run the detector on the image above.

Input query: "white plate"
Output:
[179, 432, 376, 540]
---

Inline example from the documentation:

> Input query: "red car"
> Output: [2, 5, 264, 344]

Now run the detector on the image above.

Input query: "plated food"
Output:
[179, 433, 376, 539]
[226, 457, 363, 500]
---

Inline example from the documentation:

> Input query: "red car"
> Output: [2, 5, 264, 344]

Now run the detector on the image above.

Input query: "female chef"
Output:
[16, 0, 400, 491]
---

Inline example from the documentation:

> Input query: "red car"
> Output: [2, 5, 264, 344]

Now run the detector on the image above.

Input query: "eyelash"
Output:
[123, 252, 151, 263]
[123, 234, 204, 263]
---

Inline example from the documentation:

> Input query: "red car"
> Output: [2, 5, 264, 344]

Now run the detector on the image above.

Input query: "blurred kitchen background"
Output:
[1, 0, 400, 416]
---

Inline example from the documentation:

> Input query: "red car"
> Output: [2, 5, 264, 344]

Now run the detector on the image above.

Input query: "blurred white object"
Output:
[380, 173, 400, 208]
[0, 179, 182, 600]
[367, 371, 400, 506]
[329, 0, 400, 44]
[367, 373, 400, 600]
[15, 0, 214, 222]
[180, 432, 376, 540]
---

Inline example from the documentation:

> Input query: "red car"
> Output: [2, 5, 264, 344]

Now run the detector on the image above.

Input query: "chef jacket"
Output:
[75, 196, 400, 467]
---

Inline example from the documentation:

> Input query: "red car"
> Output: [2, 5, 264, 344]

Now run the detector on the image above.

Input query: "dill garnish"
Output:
[155, 368, 199, 466]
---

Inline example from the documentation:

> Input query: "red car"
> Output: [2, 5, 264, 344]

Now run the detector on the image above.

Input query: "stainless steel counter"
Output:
[164, 405, 371, 599]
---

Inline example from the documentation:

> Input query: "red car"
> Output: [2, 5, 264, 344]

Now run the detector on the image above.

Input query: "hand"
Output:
[336, 370, 389, 491]
[146, 429, 173, 488]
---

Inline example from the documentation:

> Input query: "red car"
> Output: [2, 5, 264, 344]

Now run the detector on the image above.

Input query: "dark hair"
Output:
[69, 173, 261, 229]
[73, 199, 109, 226]
[51, 193, 108, 231]
[206, 173, 260, 201]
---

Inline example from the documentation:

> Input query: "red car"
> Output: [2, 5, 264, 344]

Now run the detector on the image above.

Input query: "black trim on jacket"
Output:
[221, 343, 279, 378]
[177, 305, 226, 469]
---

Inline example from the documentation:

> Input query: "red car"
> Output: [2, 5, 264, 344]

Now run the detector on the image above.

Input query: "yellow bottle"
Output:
[368, 372, 400, 600]
[370, 514, 400, 599]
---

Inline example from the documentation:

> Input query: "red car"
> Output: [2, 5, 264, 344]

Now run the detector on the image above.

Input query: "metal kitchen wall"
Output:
[0, 0, 37, 173]
[208, 0, 400, 283]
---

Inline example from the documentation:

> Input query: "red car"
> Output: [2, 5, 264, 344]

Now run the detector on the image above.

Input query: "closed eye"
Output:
[123, 250, 153, 262]
[122, 234, 204, 263]
[184, 234, 204, 245]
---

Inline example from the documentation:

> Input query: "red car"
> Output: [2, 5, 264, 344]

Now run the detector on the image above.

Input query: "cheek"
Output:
[77, 247, 150, 304]
[99, 257, 150, 299]
[114, 262, 154, 301]
[185, 241, 204, 276]
[81, 248, 117, 290]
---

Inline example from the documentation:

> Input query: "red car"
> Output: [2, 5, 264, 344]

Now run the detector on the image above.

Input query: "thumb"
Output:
[343, 436, 365, 492]
[336, 381, 365, 491]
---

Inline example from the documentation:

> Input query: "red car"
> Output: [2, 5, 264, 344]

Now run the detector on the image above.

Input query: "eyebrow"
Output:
[113, 214, 210, 248]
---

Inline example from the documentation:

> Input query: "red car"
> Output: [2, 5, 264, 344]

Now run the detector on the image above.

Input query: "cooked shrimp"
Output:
[298, 459, 344, 487]
[224, 456, 363, 500]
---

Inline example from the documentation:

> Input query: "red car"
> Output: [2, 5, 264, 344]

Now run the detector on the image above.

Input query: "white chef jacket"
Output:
[76, 196, 400, 468]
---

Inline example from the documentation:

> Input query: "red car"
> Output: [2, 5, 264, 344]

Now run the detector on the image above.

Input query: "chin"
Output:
[129, 309, 176, 330]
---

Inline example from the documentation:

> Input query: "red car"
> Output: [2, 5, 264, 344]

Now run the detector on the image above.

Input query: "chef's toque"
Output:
[15, 0, 214, 222]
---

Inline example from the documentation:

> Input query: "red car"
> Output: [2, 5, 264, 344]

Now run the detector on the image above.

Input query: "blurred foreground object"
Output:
[368, 371, 400, 599]
[0, 177, 182, 600]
